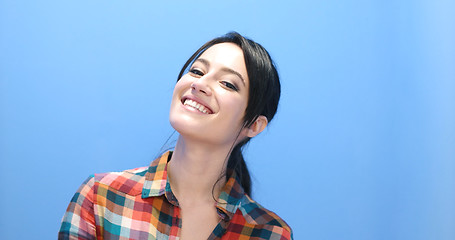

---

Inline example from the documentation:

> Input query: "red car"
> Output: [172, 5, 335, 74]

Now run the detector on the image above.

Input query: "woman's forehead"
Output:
[197, 43, 247, 75]
[199, 43, 243, 62]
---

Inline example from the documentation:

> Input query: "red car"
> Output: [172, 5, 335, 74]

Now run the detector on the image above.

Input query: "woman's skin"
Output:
[167, 43, 268, 239]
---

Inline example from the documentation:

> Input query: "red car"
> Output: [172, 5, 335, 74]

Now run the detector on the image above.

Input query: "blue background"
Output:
[1, 0, 454, 239]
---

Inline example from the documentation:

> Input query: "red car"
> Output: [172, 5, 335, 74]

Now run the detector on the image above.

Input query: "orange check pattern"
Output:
[59, 151, 292, 239]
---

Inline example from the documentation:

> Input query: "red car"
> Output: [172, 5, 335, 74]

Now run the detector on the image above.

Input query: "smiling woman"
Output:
[170, 43, 252, 147]
[58, 32, 292, 240]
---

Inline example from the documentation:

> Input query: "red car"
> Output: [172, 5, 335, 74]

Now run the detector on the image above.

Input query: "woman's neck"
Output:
[167, 136, 229, 204]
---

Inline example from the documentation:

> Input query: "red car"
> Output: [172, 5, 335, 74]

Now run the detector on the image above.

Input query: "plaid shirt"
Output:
[59, 151, 292, 239]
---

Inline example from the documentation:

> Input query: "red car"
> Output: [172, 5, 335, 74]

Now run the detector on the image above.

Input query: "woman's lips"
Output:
[181, 97, 214, 114]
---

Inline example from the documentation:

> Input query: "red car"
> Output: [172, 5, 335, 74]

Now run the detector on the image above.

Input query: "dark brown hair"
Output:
[177, 32, 281, 196]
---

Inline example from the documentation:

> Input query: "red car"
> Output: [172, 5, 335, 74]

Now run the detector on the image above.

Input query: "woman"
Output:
[59, 32, 292, 240]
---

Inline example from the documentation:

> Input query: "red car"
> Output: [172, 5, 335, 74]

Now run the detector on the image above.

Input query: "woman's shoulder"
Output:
[236, 194, 293, 237]
[88, 166, 149, 196]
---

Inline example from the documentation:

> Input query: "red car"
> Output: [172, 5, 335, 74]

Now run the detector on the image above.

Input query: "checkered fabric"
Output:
[59, 151, 292, 239]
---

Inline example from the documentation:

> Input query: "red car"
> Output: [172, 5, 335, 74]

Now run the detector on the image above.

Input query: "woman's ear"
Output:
[244, 116, 268, 138]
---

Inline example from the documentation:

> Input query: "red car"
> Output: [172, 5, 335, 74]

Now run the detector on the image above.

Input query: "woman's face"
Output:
[169, 42, 249, 146]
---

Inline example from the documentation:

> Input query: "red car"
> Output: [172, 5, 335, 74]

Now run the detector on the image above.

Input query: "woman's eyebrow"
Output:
[195, 58, 245, 86]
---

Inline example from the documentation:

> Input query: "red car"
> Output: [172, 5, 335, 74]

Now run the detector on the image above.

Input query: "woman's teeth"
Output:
[183, 99, 210, 114]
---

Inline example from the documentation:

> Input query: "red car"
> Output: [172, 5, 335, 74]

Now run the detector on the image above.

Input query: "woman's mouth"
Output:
[182, 98, 213, 114]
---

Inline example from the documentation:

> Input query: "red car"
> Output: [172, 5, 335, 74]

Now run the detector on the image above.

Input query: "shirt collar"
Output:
[141, 151, 245, 219]
[215, 170, 245, 220]
[141, 151, 174, 202]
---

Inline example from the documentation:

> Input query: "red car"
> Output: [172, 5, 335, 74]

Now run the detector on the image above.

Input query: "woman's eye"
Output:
[221, 81, 238, 91]
[189, 68, 204, 76]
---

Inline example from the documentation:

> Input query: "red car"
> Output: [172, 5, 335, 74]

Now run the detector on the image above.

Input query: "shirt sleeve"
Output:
[269, 225, 293, 240]
[58, 175, 97, 240]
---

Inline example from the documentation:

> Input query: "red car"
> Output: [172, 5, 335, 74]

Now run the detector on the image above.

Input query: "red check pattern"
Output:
[59, 151, 292, 239]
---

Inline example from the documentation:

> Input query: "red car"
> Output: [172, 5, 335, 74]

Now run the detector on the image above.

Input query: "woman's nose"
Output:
[191, 77, 212, 96]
